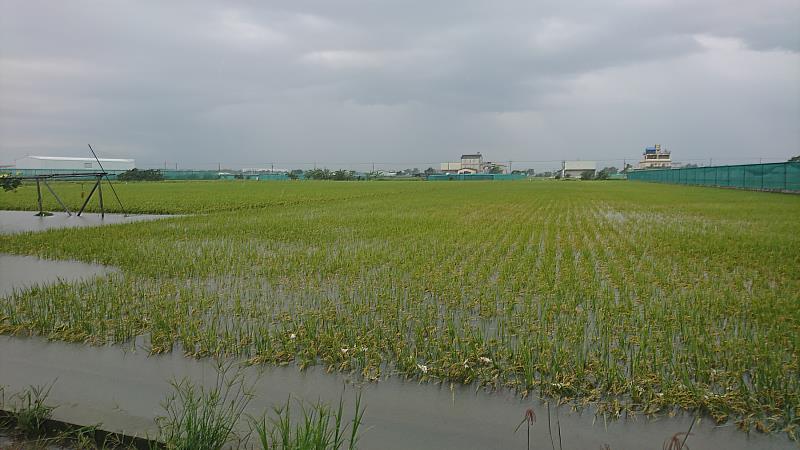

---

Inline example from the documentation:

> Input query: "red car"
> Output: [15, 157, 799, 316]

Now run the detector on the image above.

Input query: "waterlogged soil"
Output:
[0, 337, 793, 450]
[0, 210, 171, 234]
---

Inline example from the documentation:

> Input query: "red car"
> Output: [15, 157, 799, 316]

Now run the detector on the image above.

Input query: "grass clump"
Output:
[4, 382, 56, 438]
[156, 363, 253, 450]
[250, 393, 365, 450]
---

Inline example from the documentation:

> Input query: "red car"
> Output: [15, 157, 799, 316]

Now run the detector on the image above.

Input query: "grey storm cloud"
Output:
[1, 0, 798, 170]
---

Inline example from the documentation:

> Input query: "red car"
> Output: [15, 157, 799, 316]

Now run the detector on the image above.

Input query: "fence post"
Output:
[785, 163, 788, 191]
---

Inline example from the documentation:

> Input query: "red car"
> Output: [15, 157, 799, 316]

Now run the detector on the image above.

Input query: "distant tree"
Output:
[526, 169, 536, 176]
[622, 163, 633, 173]
[789, 155, 800, 162]
[580, 170, 595, 180]
[554, 172, 562, 179]
[424, 167, 438, 175]
[488, 164, 504, 174]
[601, 166, 618, 175]
[332, 169, 355, 181]
[684, 163, 699, 168]
[118, 168, 163, 181]
[594, 166, 617, 180]
[1, 174, 22, 191]
[305, 168, 334, 180]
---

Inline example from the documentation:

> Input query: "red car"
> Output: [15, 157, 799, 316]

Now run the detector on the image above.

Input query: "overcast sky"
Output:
[1, 0, 798, 170]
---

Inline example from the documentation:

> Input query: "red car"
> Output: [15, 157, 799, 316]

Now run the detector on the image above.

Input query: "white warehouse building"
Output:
[561, 161, 597, 179]
[14, 155, 135, 172]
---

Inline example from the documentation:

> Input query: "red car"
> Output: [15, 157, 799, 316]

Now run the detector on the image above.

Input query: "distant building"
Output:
[15, 155, 135, 172]
[459, 153, 484, 173]
[561, 161, 596, 179]
[440, 153, 488, 174]
[638, 145, 672, 169]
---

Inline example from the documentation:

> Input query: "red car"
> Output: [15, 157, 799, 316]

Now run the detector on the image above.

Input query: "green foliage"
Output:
[580, 169, 595, 180]
[250, 393, 365, 450]
[6, 382, 56, 437]
[0, 181, 798, 436]
[596, 167, 618, 180]
[1, 174, 22, 192]
[789, 155, 800, 162]
[156, 363, 253, 450]
[304, 169, 356, 181]
[331, 170, 355, 181]
[118, 169, 164, 182]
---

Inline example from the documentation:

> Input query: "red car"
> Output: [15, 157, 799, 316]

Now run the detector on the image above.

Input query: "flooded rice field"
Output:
[1, 183, 798, 449]
[0, 257, 794, 449]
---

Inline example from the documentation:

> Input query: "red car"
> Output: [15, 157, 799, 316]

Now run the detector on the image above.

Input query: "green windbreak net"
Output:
[627, 162, 800, 192]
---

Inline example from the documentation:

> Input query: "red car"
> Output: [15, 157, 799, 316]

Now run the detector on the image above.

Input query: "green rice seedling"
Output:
[155, 362, 253, 450]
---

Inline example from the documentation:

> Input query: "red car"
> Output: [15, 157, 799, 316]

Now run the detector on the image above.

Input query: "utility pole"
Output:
[508, 160, 512, 174]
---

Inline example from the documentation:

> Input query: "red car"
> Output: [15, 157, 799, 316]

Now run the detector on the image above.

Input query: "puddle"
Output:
[0, 254, 118, 297]
[0, 337, 792, 450]
[0, 210, 171, 235]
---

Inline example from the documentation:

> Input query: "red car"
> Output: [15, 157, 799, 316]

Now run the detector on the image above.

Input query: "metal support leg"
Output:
[77, 177, 101, 216]
[98, 176, 104, 218]
[36, 179, 43, 216]
[43, 180, 72, 216]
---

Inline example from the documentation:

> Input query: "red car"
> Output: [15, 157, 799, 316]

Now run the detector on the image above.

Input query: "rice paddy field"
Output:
[1, 180, 798, 440]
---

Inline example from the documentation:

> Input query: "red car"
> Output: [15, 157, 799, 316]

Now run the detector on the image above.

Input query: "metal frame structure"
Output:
[11, 172, 109, 217]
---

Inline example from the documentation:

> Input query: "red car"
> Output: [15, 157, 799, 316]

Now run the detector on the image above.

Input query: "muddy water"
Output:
[0, 210, 171, 234]
[0, 254, 118, 297]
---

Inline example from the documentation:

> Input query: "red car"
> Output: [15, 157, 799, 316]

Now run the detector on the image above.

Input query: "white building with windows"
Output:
[14, 155, 135, 172]
[638, 145, 672, 169]
[440, 153, 488, 174]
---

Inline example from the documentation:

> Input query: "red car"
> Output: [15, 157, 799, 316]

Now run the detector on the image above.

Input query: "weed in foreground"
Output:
[250, 393, 365, 450]
[7, 381, 56, 438]
[155, 362, 253, 450]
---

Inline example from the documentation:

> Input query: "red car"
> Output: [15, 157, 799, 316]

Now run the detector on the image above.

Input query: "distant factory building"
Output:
[15, 155, 135, 172]
[440, 153, 489, 174]
[638, 144, 672, 169]
[561, 161, 596, 179]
